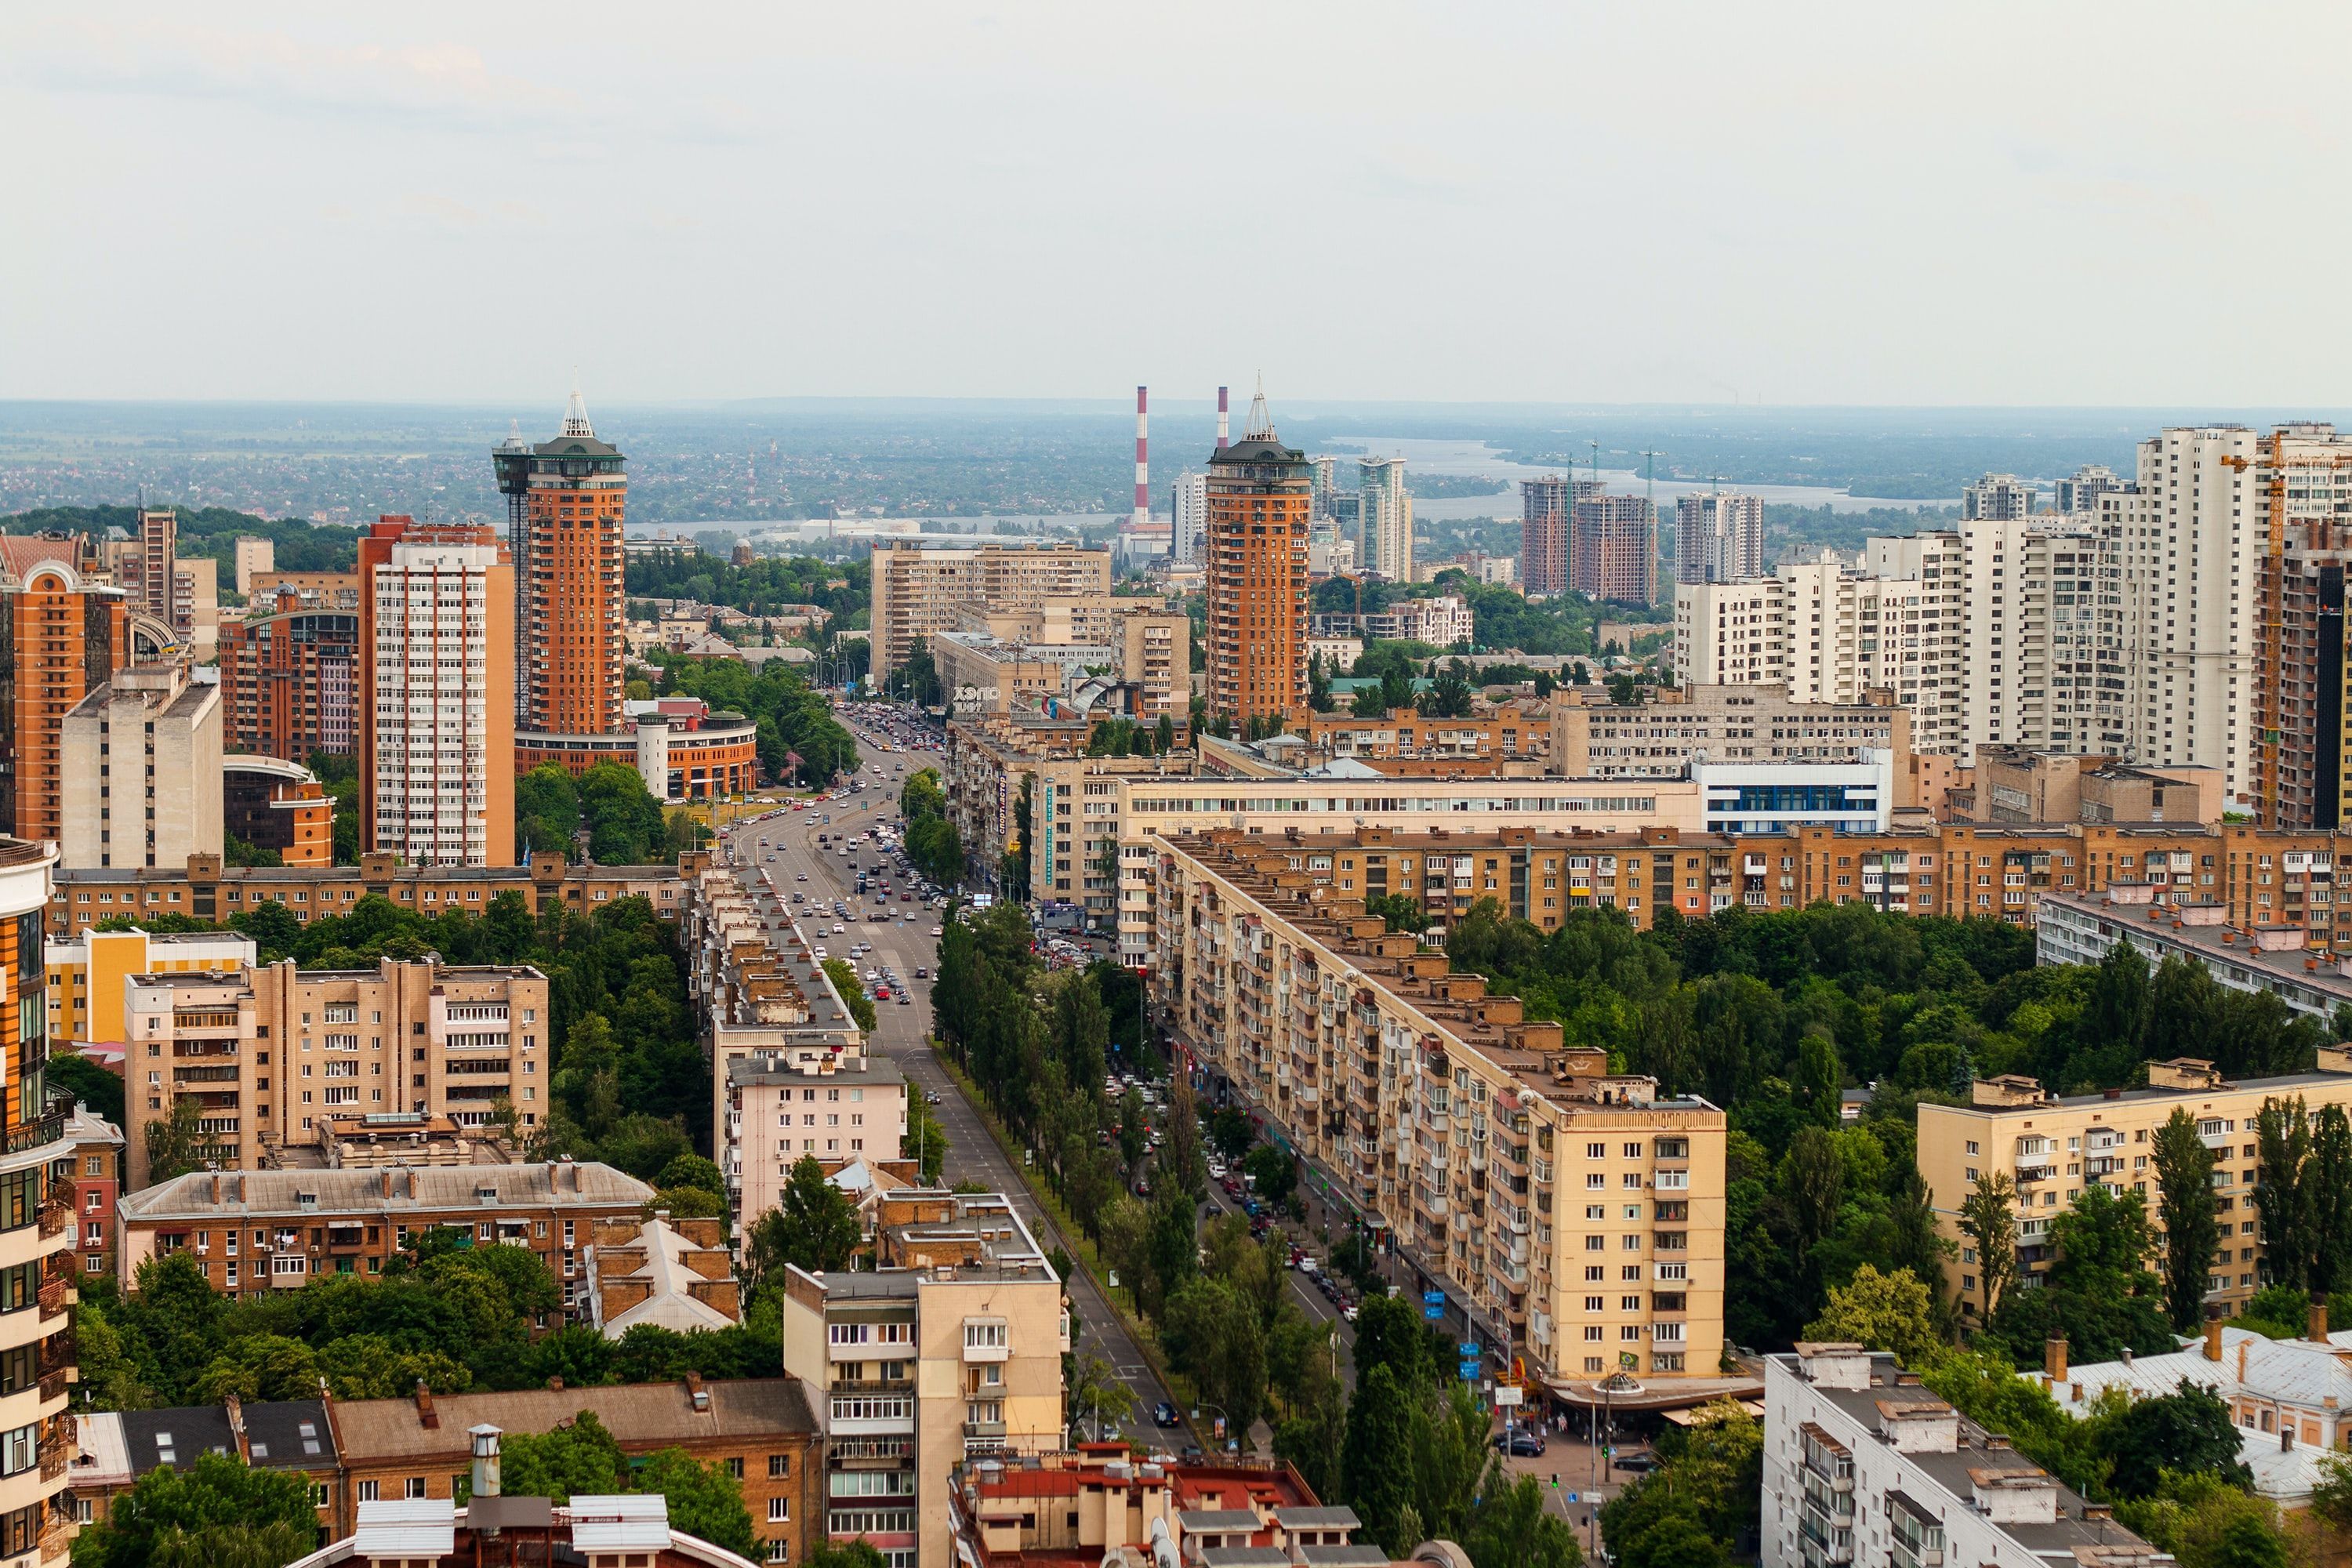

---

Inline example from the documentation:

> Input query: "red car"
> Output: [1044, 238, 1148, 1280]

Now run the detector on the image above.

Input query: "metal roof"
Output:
[352, 1498, 456, 1559]
[568, 1493, 671, 1552]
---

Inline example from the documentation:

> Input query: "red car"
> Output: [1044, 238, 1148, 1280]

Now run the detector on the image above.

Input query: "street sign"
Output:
[1458, 1361, 1481, 1381]
[1423, 1305, 1444, 1319]
[1494, 1387, 1523, 1407]
[1461, 1342, 1481, 1359]
[1423, 1291, 1446, 1305]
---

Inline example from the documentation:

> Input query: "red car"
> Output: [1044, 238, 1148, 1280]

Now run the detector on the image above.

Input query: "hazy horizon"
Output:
[10, 4, 2352, 406]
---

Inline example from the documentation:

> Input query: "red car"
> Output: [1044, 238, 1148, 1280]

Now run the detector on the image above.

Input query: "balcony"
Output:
[963, 1419, 1007, 1440]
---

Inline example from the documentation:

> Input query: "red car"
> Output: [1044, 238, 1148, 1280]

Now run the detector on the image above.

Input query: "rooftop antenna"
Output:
[1588, 439, 1599, 492]
[561, 368, 593, 437]
[1243, 375, 1276, 442]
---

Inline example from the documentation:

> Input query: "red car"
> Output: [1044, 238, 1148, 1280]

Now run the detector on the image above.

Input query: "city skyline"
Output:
[10, 4, 2352, 405]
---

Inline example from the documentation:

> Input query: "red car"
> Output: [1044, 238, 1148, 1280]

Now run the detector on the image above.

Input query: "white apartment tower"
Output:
[2055, 463, 2122, 516]
[1961, 472, 2039, 521]
[1961, 516, 2100, 755]
[358, 519, 514, 869]
[1675, 492, 1766, 584]
[1171, 471, 1208, 564]
[1359, 456, 1413, 579]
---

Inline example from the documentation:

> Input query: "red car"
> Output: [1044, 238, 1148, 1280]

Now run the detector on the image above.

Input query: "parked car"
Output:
[1495, 1432, 1547, 1457]
[1613, 1450, 1661, 1473]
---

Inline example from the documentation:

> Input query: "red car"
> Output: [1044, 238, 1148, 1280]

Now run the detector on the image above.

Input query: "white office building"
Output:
[1360, 456, 1413, 580]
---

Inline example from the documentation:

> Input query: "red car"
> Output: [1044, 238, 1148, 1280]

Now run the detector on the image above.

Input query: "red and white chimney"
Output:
[1133, 387, 1149, 531]
[1217, 385, 1229, 449]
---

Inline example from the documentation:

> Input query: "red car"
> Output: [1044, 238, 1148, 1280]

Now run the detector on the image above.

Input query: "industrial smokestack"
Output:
[1134, 386, 1149, 532]
[1218, 386, 1229, 449]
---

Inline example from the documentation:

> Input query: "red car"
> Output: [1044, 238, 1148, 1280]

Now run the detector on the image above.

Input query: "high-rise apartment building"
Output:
[1171, 471, 1207, 564]
[1960, 471, 2038, 521]
[231, 536, 274, 594]
[1359, 456, 1412, 579]
[122, 956, 551, 1189]
[0, 835, 79, 1563]
[868, 543, 1112, 681]
[1674, 491, 1765, 584]
[0, 535, 132, 847]
[1960, 516, 2099, 755]
[2055, 462, 2122, 516]
[60, 660, 223, 870]
[495, 393, 627, 738]
[217, 600, 361, 761]
[1674, 535, 1966, 753]
[1571, 492, 1657, 604]
[1203, 390, 1311, 728]
[357, 517, 514, 869]
[137, 507, 175, 623]
[1519, 475, 1596, 596]
[1309, 454, 1338, 518]
[1151, 829, 1727, 1388]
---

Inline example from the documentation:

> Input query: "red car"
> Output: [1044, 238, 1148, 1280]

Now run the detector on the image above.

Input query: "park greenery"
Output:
[1, 503, 361, 580]
[69, 1448, 322, 1568]
[644, 653, 860, 787]
[517, 760, 699, 864]
[626, 550, 869, 630]
[898, 768, 965, 887]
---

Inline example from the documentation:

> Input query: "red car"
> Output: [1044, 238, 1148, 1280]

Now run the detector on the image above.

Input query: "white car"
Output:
[931, 925, 945, 937]
[833, 923, 848, 934]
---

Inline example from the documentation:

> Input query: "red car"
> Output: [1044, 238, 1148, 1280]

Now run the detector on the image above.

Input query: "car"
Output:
[897, 993, 912, 1004]
[1341, 1302, 1359, 1322]
[1495, 1432, 1547, 1457]
[924, 1091, 942, 1105]
[795, 872, 807, 881]
[931, 925, 945, 936]
[1152, 1401, 1181, 1428]
[833, 923, 847, 934]
[1613, 1451, 1661, 1474]
[914, 966, 929, 979]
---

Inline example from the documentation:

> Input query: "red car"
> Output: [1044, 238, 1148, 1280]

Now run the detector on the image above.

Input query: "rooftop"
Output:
[328, 1376, 815, 1464]
[118, 1160, 652, 1222]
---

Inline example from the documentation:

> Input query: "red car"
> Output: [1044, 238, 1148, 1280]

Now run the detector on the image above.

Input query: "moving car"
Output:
[1495, 1432, 1547, 1457]
[1152, 1401, 1181, 1428]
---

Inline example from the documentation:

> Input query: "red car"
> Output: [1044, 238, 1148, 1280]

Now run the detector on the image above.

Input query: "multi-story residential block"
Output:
[230, 536, 274, 594]
[72, 1399, 344, 1535]
[358, 516, 515, 868]
[1674, 538, 1967, 754]
[1762, 1345, 2158, 1568]
[1571, 492, 1657, 605]
[0, 835, 86, 1565]
[1552, 684, 1911, 779]
[1675, 492, 1766, 584]
[1918, 1045, 2352, 1323]
[1519, 476, 1599, 597]
[869, 543, 1112, 681]
[1359, 456, 1413, 581]
[1962, 747, 2221, 827]
[495, 392, 630, 738]
[1359, 593, 1472, 648]
[1960, 515, 2100, 755]
[728, 1047, 909, 1236]
[1284, 704, 1548, 766]
[63, 1103, 122, 1281]
[932, 598, 1187, 722]
[946, 1449, 1367, 1567]
[45, 850, 689, 938]
[221, 755, 336, 867]
[2055, 463, 2122, 517]
[326, 1378, 818, 1559]
[781, 1189, 1069, 1568]
[120, 956, 553, 1189]
[583, 1210, 742, 1338]
[2034, 886, 2352, 1022]
[1204, 392, 1312, 729]
[1171, 471, 1207, 564]
[1961, 472, 2039, 521]
[245, 571, 361, 611]
[60, 659, 223, 871]
[511, 699, 761, 803]
[1151, 829, 1726, 1395]
[114, 1160, 650, 1302]
[46, 925, 256, 1053]
[216, 601, 360, 761]
[0, 535, 132, 848]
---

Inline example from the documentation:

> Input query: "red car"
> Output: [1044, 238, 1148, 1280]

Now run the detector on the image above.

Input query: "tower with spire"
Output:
[492, 385, 628, 739]
[1203, 378, 1312, 729]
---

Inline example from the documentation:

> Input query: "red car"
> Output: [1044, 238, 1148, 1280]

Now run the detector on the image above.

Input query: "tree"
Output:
[1958, 1171, 2020, 1322]
[1365, 893, 1429, 935]
[143, 1096, 225, 1185]
[1162, 1072, 1206, 1200]
[824, 958, 878, 1031]
[743, 1157, 862, 1297]
[1790, 1033, 1843, 1128]
[1351, 1294, 1432, 1388]
[634, 1450, 760, 1562]
[2095, 1381, 2251, 1500]
[2154, 1109, 2221, 1331]
[1066, 1352, 1138, 1440]
[74, 1449, 321, 1568]
[1803, 1265, 1940, 1365]
[1243, 1145, 1296, 1208]
[806, 1543, 891, 1568]
[902, 1096, 949, 1185]
[52, 1049, 124, 1126]
[1342, 1365, 1418, 1554]
[1465, 1474, 1584, 1568]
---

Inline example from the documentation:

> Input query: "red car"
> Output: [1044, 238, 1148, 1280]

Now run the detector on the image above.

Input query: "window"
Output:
[405, 1477, 426, 1499]
[359, 1481, 380, 1502]
[769, 1453, 792, 1479]
[769, 1498, 790, 1522]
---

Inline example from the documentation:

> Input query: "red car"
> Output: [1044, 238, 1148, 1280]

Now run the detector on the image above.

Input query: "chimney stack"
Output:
[470, 1424, 502, 1500]
[1134, 387, 1149, 532]
[416, 1379, 438, 1428]
[1217, 386, 1229, 450]
[2043, 1338, 2068, 1385]
[2312, 1295, 2332, 1345]
[2205, 1319, 2224, 1362]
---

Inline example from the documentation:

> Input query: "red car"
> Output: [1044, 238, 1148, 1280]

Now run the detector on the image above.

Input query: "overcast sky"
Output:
[8, 2, 2351, 407]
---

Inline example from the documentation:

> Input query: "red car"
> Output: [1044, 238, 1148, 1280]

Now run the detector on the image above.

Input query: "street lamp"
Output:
[1189, 1402, 1235, 1455]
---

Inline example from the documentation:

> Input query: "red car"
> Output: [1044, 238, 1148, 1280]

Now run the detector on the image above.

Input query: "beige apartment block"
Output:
[1918, 1054, 2352, 1326]
[1150, 829, 1728, 1396]
[780, 1189, 1069, 1568]
[60, 659, 223, 871]
[869, 543, 1112, 680]
[1552, 684, 1912, 786]
[122, 958, 551, 1190]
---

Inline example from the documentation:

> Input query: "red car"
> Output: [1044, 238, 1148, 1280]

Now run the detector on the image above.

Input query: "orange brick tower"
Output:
[494, 388, 626, 739]
[1204, 384, 1312, 729]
